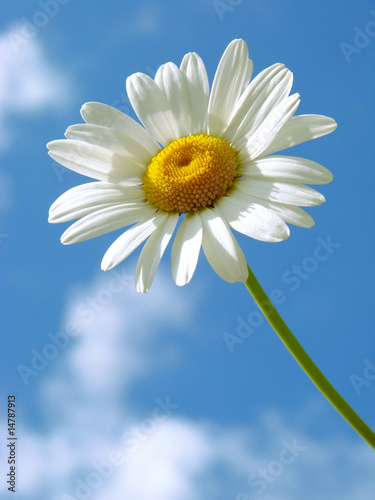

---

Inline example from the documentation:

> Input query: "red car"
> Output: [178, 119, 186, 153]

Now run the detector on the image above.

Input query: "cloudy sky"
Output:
[1, 1, 375, 499]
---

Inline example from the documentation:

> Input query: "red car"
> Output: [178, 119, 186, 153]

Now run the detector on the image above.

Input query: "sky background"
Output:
[1, 0, 375, 498]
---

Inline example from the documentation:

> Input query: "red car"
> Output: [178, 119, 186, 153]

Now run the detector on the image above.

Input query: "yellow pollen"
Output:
[143, 134, 238, 214]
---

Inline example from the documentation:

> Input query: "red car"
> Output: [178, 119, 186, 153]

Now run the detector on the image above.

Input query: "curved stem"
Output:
[244, 264, 375, 449]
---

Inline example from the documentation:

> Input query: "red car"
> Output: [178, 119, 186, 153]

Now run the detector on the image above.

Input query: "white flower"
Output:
[48, 39, 336, 293]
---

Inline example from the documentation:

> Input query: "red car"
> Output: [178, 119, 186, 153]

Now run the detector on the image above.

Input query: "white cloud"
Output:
[105, 5, 161, 50]
[102, 420, 215, 500]
[0, 25, 72, 151]
[34, 268, 197, 437]
[132, 4, 161, 35]
[4, 271, 375, 500]
[57, 268, 192, 397]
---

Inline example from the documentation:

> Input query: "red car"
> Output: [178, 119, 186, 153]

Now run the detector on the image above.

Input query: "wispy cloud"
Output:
[104, 4, 162, 50]
[0, 25, 72, 151]
[132, 4, 161, 35]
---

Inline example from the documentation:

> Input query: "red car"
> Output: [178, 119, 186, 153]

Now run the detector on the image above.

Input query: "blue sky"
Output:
[1, 0, 375, 498]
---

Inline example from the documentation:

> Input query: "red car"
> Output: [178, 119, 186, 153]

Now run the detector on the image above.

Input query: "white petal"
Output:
[48, 140, 144, 184]
[101, 213, 163, 271]
[225, 64, 292, 145]
[49, 182, 146, 223]
[171, 213, 202, 286]
[238, 93, 300, 161]
[155, 62, 192, 138]
[248, 196, 314, 228]
[199, 207, 248, 283]
[208, 39, 253, 136]
[180, 52, 209, 134]
[126, 73, 178, 146]
[236, 177, 326, 206]
[80, 102, 160, 156]
[262, 114, 338, 156]
[240, 155, 333, 185]
[135, 212, 179, 293]
[61, 203, 156, 244]
[222, 189, 313, 229]
[65, 124, 158, 167]
[217, 192, 290, 242]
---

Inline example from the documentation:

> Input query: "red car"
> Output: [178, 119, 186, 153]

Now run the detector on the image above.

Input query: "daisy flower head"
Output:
[48, 39, 337, 293]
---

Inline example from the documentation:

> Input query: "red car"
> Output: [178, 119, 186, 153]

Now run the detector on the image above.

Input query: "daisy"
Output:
[48, 40, 375, 449]
[48, 39, 337, 293]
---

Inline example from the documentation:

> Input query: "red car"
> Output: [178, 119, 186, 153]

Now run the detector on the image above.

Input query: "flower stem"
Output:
[244, 264, 375, 449]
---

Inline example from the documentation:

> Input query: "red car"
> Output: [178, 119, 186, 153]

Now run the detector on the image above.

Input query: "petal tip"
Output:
[60, 234, 70, 245]
[308, 218, 316, 229]
[135, 280, 148, 294]
[275, 225, 290, 242]
[47, 140, 58, 151]
[101, 258, 112, 272]
[174, 275, 189, 287]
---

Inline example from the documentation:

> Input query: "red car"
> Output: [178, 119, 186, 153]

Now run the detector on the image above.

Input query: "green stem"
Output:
[244, 264, 375, 449]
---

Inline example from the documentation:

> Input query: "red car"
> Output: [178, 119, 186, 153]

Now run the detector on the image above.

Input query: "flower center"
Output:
[143, 134, 238, 214]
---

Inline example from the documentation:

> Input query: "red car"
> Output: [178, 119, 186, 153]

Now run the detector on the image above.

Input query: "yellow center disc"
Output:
[143, 134, 238, 214]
